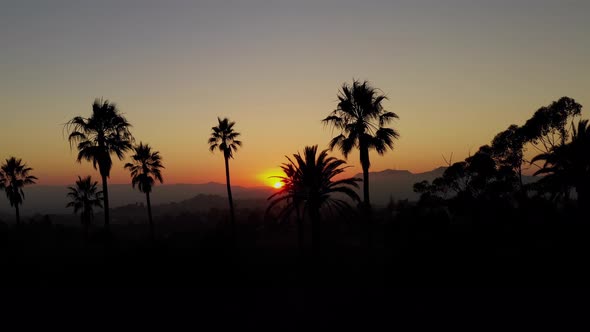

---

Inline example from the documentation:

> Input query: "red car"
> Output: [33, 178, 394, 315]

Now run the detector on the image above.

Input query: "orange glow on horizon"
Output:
[256, 167, 286, 188]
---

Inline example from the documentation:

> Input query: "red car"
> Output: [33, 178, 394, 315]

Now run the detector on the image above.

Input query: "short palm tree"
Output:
[322, 79, 399, 208]
[532, 119, 590, 205]
[267, 145, 360, 255]
[0, 157, 38, 225]
[66, 176, 103, 240]
[208, 117, 242, 238]
[65, 98, 134, 232]
[269, 162, 306, 253]
[124, 142, 164, 241]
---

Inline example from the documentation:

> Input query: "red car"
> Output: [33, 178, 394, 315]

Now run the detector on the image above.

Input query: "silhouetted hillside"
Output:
[110, 193, 268, 218]
[352, 167, 446, 204]
[0, 183, 274, 216]
[0, 169, 541, 216]
[355, 167, 538, 205]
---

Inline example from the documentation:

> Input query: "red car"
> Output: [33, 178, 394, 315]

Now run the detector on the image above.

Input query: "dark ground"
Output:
[1, 209, 589, 329]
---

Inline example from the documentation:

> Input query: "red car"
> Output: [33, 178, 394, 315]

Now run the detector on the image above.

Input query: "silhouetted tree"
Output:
[124, 142, 164, 241]
[66, 176, 103, 240]
[267, 145, 360, 255]
[208, 117, 242, 240]
[65, 99, 134, 232]
[414, 145, 518, 207]
[521, 97, 582, 156]
[268, 162, 306, 254]
[0, 157, 37, 225]
[464, 145, 502, 198]
[322, 79, 399, 208]
[415, 98, 584, 207]
[532, 119, 590, 207]
[491, 125, 526, 189]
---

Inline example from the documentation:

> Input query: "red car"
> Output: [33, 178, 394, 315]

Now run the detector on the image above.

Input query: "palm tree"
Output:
[65, 98, 134, 232]
[66, 176, 103, 240]
[532, 119, 590, 206]
[208, 117, 242, 239]
[124, 142, 164, 241]
[268, 162, 306, 254]
[267, 145, 360, 255]
[0, 157, 38, 225]
[322, 79, 399, 208]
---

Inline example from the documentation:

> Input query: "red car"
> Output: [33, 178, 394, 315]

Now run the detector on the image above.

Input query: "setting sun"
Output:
[257, 167, 286, 188]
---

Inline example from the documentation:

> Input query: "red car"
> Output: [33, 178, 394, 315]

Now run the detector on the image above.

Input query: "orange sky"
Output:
[1, 1, 589, 187]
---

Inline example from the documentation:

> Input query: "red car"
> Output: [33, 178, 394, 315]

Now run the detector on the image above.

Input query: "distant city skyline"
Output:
[2, 0, 589, 186]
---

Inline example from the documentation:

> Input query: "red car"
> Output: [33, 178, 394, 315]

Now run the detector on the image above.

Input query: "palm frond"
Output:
[65, 99, 134, 177]
[323, 80, 399, 172]
[267, 145, 359, 223]
[125, 142, 165, 194]
[0, 157, 37, 208]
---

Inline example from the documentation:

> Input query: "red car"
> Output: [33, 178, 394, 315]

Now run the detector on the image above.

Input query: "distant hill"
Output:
[353, 167, 447, 205]
[0, 167, 539, 217]
[354, 167, 538, 206]
[111, 193, 269, 219]
[0, 182, 273, 216]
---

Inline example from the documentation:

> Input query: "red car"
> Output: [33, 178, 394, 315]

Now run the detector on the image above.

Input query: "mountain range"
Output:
[0, 182, 273, 217]
[352, 167, 448, 205]
[0, 167, 538, 217]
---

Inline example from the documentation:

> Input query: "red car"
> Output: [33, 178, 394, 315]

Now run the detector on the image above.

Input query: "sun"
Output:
[257, 168, 287, 188]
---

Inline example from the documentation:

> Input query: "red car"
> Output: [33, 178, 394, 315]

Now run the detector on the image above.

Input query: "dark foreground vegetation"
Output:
[1, 201, 588, 289]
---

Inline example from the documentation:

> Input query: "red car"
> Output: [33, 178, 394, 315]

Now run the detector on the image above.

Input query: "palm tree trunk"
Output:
[224, 156, 236, 244]
[84, 220, 89, 243]
[361, 164, 371, 207]
[360, 145, 373, 250]
[359, 144, 371, 208]
[310, 207, 321, 257]
[296, 205, 304, 257]
[15, 204, 20, 226]
[101, 175, 110, 233]
[81, 215, 89, 244]
[146, 191, 154, 242]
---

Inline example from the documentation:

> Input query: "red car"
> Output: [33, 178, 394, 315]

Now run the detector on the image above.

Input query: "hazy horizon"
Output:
[0, 166, 457, 216]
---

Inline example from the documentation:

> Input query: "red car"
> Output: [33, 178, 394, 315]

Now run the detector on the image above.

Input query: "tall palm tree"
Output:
[322, 79, 399, 208]
[66, 176, 103, 240]
[0, 157, 38, 225]
[208, 117, 242, 238]
[65, 98, 134, 232]
[267, 145, 360, 255]
[532, 119, 590, 206]
[124, 142, 164, 241]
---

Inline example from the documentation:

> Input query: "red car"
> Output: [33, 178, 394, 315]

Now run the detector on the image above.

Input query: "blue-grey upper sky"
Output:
[1, 0, 589, 185]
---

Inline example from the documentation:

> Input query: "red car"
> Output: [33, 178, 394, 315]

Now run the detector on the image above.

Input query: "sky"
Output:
[1, 0, 589, 187]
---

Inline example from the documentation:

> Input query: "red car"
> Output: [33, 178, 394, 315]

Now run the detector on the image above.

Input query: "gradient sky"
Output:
[1, 0, 589, 187]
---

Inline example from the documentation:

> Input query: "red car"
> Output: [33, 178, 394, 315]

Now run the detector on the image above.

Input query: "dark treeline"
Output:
[413, 97, 587, 213]
[0, 83, 589, 292]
